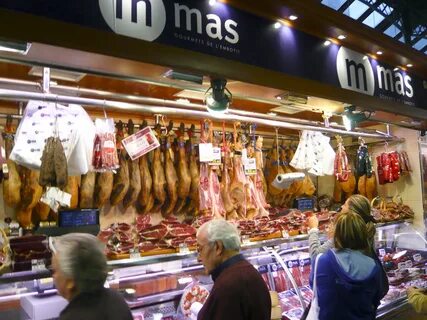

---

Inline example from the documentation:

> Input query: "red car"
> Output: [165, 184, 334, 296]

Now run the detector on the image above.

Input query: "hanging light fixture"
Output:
[342, 105, 372, 131]
[205, 78, 232, 115]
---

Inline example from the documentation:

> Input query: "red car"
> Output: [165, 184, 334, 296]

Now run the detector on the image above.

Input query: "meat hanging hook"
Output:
[275, 127, 279, 172]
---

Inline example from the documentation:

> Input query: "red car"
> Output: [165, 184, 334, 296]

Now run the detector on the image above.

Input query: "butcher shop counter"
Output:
[0, 220, 425, 320]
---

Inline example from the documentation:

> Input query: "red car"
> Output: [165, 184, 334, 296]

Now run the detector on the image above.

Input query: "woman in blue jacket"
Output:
[311, 212, 382, 320]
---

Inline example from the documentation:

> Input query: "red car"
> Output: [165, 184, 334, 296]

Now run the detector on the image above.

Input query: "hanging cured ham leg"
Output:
[95, 171, 114, 208]
[162, 128, 178, 217]
[3, 116, 21, 208]
[174, 123, 191, 214]
[151, 124, 167, 212]
[110, 122, 130, 206]
[137, 120, 155, 214]
[123, 120, 141, 209]
[79, 171, 96, 208]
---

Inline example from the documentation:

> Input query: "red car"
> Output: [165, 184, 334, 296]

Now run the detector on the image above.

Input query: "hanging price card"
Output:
[121, 127, 160, 160]
[199, 143, 214, 162]
[244, 158, 257, 175]
[209, 147, 222, 165]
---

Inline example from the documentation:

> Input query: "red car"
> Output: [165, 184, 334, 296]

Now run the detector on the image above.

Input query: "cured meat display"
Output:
[0, 110, 416, 250]
[137, 120, 154, 214]
[2, 116, 21, 208]
[174, 123, 191, 214]
[123, 120, 141, 209]
[79, 171, 96, 209]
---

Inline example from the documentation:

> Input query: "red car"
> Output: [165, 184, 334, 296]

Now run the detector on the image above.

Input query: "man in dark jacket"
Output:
[196, 219, 271, 320]
[50, 233, 132, 320]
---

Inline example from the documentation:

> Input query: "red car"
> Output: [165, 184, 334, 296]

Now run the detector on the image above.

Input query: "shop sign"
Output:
[0, 0, 425, 108]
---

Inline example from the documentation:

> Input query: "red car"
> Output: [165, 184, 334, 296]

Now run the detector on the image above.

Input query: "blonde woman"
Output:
[308, 195, 388, 298]
[310, 212, 382, 320]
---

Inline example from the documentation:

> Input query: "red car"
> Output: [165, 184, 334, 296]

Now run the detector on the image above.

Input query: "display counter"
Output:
[0, 220, 425, 320]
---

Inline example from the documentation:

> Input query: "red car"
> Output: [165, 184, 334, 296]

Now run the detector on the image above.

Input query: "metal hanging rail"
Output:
[0, 76, 382, 134]
[0, 88, 399, 140]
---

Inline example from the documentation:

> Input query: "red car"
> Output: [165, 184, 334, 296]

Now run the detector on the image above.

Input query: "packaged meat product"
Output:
[179, 283, 210, 318]
[258, 265, 272, 290]
[269, 263, 290, 293]
[92, 118, 119, 171]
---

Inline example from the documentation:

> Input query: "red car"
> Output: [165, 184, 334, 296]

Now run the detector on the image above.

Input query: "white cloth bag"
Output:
[306, 253, 323, 320]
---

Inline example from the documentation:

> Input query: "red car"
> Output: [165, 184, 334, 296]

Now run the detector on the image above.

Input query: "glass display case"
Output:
[0, 220, 425, 320]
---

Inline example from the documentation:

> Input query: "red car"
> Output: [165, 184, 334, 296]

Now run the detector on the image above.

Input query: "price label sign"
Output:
[199, 143, 214, 162]
[413, 253, 421, 262]
[209, 147, 222, 165]
[244, 158, 257, 175]
[405, 260, 413, 268]
[31, 259, 46, 271]
[122, 127, 160, 160]
[178, 243, 190, 255]
[129, 248, 140, 260]
[397, 262, 406, 270]
[378, 249, 386, 257]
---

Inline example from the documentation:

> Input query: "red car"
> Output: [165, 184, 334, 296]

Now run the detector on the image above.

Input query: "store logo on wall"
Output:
[99, 0, 166, 41]
[336, 47, 375, 96]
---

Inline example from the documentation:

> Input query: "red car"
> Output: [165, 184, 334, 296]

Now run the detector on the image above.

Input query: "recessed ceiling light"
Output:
[274, 21, 282, 29]
[337, 35, 346, 40]
[406, 63, 413, 67]
[323, 40, 331, 46]
[289, 15, 298, 21]
[393, 67, 399, 71]
[267, 112, 277, 116]
[275, 95, 282, 100]
[209, 0, 217, 6]
[376, 51, 383, 55]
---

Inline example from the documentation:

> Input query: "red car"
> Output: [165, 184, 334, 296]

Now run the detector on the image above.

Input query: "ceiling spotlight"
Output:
[342, 105, 371, 131]
[275, 95, 282, 100]
[393, 67, 399, 71]
[323, 40, 331, 46]
[376, 51, 383, 55]
[274, 21, 282, 29]
[337, 34, 346, 40]
[406, 63, 413, 67]
[0, 39, 31, 55]
[209, 0, 217, 6]
[205, 78, 232, 115]
[289, 15, 298, 21]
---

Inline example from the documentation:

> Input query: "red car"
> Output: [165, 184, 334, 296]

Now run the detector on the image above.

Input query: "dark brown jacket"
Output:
[198, 254, 271, 320]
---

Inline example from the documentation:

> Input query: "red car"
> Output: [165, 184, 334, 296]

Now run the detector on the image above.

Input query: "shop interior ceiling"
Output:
[0, 42, 423, 138]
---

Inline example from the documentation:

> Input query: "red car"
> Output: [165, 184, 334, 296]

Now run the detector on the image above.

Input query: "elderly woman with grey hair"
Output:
[50, 233, 132, 320]
[196, 219, 271, 320]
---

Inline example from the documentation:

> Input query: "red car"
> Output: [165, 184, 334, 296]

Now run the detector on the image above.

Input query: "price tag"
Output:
[129, 248, 140, 259]
[244, 158, 257, 175]
[241, 148, 248, 164]
[379, 249, 386, 257]
[121, 127, 160, 161]
[282, 230, 289, 239]
[241, 235, 250, 245]
[405, 260, 413, 268]
[178, 243, 190, 254]
[199, 143, 214, 162]
[413, 253, 421, 262]
[397, 262, 406, 270]
[209, 147, 222, 165]
[31, 259, 46, 271]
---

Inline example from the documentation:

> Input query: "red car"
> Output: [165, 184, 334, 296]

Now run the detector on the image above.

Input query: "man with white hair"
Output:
[196, 219, 271, 320]
[50, 233, 132, 320]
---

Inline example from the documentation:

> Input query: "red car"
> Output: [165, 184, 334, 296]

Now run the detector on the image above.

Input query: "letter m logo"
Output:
[116, 0, 152, 26]
[336, 47, 375, 96]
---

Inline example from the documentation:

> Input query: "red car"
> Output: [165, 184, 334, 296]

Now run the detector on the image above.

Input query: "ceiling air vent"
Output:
[28, 66, 86, 82]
